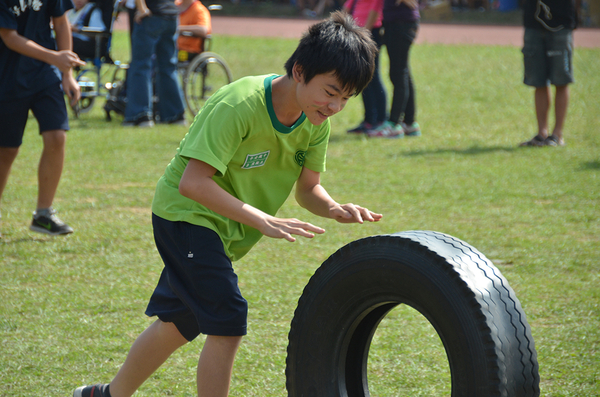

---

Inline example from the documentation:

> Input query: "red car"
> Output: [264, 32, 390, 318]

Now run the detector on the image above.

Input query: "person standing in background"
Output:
[519, 0, 579, 147]
[0, 0, 85, 238]
[344, 0, 387, 135]
[123, 0, 186, 127]
[369, 0, 421, 138]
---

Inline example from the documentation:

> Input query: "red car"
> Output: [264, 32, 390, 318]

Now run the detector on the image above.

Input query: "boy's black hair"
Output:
[284, 11, 378, 96]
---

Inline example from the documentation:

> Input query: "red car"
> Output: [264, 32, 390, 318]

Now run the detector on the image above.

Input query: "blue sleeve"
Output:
[0, 1, 18, 30]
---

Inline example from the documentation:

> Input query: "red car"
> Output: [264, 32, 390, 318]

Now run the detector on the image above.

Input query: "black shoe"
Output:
[30, 208, 73, 236]
[161, 113, 187, 126]
[73, 384, 111, 397]
[122, 115, 154, 128]
[347, 122, 371, 134]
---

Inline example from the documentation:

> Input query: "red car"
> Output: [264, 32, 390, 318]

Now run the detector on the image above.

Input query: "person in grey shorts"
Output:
[520, 0, 579, 147]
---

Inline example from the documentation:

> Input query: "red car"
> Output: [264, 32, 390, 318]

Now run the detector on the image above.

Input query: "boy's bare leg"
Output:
[534, 86, 551, 138]
[552, 85, 569, 140]
[197, 335, 243, 397]
[0, 146, 19, 204]
[109, 320, 188, 397]
[37, 130, 66, 209]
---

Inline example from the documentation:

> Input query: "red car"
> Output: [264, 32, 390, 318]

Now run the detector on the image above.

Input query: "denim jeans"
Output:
[384, 20, 418, 125]
[125, 15, 185, 122]
[361, 27, 387, 126]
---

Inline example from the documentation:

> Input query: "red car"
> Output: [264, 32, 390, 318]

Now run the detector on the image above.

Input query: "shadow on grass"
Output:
[401, 145, 519, 157]
[579, 160, 600, 171]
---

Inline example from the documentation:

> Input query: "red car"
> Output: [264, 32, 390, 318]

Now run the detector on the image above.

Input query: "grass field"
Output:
[1, 31, 599, 396]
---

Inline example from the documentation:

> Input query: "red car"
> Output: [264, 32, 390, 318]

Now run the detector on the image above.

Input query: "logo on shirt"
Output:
[10, 0, 43, 16]
[241, 151, 270, 169]
[294, 150, 306, 167]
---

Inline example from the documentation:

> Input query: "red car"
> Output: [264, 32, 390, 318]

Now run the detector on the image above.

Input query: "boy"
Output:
[74, 11, 380, 397]
[0, 0, 85, 238]
[519, 0, 578, 147]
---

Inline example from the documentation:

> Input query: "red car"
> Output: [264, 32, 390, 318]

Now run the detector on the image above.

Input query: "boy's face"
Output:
[294, 67, 353, 126]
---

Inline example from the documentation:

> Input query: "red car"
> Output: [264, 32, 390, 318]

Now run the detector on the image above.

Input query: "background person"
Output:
[67, 0, 107, 59]
[519, 0, 579, 147]
[343, 0, 387, 134]
[72, 11, 380, 397]
[176, 0, 211, 62]
[368, 0, 421, 138]
[0, 0, 84, 238]
[122, 0, 186, 127]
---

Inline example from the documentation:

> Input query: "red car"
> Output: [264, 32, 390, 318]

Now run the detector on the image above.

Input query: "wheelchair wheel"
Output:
[183, 52, 232, 117]
[75, 69, 98, 115]
[103, 63, 129, 121]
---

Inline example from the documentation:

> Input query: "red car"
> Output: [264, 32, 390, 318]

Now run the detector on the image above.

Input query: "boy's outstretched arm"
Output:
[179, 158, 325, 242]
[0, 26, 84, 73]
[295, 167, 382, 224]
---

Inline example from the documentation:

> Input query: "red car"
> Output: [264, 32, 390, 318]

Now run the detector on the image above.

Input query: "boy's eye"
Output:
[324, 90, 334, 97]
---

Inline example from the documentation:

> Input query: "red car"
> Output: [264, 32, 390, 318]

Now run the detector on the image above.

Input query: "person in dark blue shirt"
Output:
[0, 0, 85, 237]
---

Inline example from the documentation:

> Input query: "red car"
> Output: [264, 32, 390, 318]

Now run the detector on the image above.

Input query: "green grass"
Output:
[1, 31, 599, 396]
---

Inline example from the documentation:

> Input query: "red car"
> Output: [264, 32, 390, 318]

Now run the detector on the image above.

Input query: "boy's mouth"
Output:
[317, 110, 332, 119]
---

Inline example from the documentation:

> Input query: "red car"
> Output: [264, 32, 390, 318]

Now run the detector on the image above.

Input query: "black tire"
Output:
[286, 231, 539, 397]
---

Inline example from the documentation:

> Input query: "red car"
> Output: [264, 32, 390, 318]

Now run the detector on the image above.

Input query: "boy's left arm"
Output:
[52, 14, 81, 106]
[295, 167, 382, 224]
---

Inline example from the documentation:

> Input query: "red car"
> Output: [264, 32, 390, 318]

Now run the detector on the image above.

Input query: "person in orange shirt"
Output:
[176, 0, 211, 61]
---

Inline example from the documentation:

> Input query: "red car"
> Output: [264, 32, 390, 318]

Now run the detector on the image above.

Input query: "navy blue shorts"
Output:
[0, 83, 70, 148]
[146, 214, 248, 341]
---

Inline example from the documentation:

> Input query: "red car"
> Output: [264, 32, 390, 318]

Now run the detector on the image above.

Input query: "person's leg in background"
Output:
[124, 16, 159, 126]
[349, 27, 386, 134]
[386, 20, 418, 126]
[368, 20, 418, 138]
[154, 17, 185, 124]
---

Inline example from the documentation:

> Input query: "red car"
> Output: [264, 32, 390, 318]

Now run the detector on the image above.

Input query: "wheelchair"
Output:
[73, 2, 232, 120]
[177, 11, 233, 117]
[71, 0, 128, 120]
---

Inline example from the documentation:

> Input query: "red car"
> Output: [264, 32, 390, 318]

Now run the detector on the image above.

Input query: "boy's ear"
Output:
[292, 63, 304, 83]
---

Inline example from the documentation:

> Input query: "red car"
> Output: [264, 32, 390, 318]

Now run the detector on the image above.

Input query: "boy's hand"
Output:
[260, 216, 325, 243]
[62, 72, 81, 106]
[329, 203, 383, 224]
[54, 50, 85, 73]
[135, 8, 152, 24]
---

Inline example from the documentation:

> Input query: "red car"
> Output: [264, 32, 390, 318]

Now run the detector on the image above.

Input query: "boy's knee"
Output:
[41, 129, 67, 148]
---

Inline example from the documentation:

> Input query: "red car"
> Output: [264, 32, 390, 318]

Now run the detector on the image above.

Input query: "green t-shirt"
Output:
[152, 74, 330, 261]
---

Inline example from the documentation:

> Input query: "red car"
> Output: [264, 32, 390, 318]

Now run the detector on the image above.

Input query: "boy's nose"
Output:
[328, 99, 343, 114]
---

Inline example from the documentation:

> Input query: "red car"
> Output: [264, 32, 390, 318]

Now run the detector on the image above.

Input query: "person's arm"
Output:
[178, 23, 208, 38]
[295, 166, 382, 224]
[0, 26, 84, 73]
[52, 13, 81, 105]
[341, 0, 352, 13]
[134, 0, 152, 23]
[364, 9, 379, 30]
[178, 158, 326, 242]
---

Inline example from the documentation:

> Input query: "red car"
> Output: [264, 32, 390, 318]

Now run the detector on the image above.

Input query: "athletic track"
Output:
[115, 14, 599, 48]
